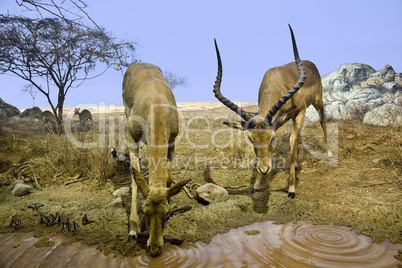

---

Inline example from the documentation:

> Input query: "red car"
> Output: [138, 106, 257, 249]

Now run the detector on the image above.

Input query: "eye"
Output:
[248, 136, 253, 143]
[271, 135, 276, 143]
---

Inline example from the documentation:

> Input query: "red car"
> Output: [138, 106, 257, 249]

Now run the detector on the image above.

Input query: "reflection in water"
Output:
[0, 221, 400, 267]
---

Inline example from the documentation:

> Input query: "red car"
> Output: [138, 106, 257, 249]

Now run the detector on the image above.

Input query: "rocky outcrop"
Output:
[0, 98, 20, 119]
[363, 104, 401, 126]
[321, 63, 376, 93]
[306, 64, 401, 126]
[21, 106, 42, 119]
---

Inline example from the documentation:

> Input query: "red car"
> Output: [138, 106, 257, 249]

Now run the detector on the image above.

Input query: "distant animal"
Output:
[213, 25, 331, 199]
[123, 62, 190, 256]
[41, 110, 56, 124]
[74, 108, 92, 126]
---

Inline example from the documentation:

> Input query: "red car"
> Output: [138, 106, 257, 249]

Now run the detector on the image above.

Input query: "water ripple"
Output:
[0, 221, 400, 268]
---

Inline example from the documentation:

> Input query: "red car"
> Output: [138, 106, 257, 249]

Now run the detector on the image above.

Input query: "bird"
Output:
[9, 216, 21, 230]
[82, 214, 94, 225]
[110, 148, 130, 163]
[72, 221, 79, 232]
[28, 203, 44, 211]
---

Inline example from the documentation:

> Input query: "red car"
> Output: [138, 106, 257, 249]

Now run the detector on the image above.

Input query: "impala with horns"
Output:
[123, 63, 191, 256]
[213, 25, 331, 198]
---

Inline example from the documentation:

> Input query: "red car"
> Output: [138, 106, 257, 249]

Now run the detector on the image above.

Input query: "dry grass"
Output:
[1, 103, 401, 187]
[0, 118, 127, 187]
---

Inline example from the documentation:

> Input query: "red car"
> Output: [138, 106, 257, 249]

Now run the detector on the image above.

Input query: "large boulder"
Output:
[322, 63, 376, 92]
[314, 64, 401, 124]
[0, 98, 20, 119]
[371, 64, 395, 80]
[21, 106, 43, 119]
[325, 100, 351, 120]
[382, 81, 402, 94]
[346, 88, 385, 110]
[363, 104, 401, 126]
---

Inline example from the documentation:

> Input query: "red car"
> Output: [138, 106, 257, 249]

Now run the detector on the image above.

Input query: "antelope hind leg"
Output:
[128, 148, 141, 241]
[314, 100, 332, 158]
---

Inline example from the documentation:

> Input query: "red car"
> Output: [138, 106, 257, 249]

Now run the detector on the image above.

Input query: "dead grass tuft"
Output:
[0, 119, 127, 186]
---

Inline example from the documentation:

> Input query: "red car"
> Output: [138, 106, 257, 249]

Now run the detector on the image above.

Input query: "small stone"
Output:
[372, 159, 381, 165]
[113, 187, 130, 198]
[195, 183, 229, 205]
[105, 197, 123, 209]
[11, 183, 33, 196]
[7, 180, 24, 190]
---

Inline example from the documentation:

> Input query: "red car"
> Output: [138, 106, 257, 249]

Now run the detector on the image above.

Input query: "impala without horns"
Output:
[213, 25, 331, 198]
[74, 108, 92, 126]
[123, 63, 190, 256]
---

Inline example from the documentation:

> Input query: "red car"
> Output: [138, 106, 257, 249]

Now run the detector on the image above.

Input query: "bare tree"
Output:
[15, 0, 100, 29]
[22, 84, 38, 107]
[0, 15, 137, 126]
[163, 71, 188, 90]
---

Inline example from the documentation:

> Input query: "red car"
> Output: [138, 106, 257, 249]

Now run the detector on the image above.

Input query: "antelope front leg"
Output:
[288, 111, 305, 198]
[166, 144, 175, 188]
[252, 172, 265, 193]
[128, 149, 140, 241]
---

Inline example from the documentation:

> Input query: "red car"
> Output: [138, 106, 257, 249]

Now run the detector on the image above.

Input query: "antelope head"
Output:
[133, 168, 190, 256]
[213, 25, 306, 181]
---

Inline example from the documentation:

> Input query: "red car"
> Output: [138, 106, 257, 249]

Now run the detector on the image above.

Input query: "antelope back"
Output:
[258, 60, 321, 123]
[122, 63, 179, 144]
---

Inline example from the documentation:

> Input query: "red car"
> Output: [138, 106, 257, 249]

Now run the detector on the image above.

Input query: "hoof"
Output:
[288, 192, 295, 199]
[128, 234, 138, 242]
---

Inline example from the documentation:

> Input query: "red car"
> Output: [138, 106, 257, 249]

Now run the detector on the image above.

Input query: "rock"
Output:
[322, 63, 376, 92]
[310, 64, 401, 124]
[371, 64, 395, 79]
[21, 107, 42, 119]
[0, 98, 20, 118]
[105, 197, 123, 209]
[385, 70, 395, 82]
[363, 104, 402, 126]
[364, 77, 385, 87]
[305, 106, 320, 122]
[382, 82, 402, 94]
[346, 88, 384, 113]
[7, 180, 24, 190]
[333, 80, 349, 92]
[195, 183, 229, 205]
[325, 100, 351, 120]
[11, 183, 33, 196]
[372, 159, 381, 165]
[0, 108, 7, 120]
[113, 187, 130, 198]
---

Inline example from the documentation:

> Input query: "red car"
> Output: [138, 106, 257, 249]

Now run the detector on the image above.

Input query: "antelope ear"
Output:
[132, 168, 150, 198]
[167, 179, 191, 198]
[272, 105, 297, 131]
[223, 121, 249, 130]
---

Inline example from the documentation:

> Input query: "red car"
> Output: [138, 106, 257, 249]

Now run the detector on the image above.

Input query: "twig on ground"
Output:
[64, 175, 89, 185]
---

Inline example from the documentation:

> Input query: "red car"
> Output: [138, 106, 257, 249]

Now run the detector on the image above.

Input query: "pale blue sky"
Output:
[1, 0, 402, 109]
